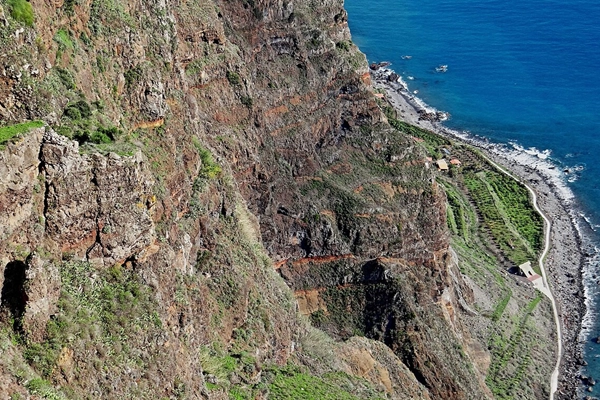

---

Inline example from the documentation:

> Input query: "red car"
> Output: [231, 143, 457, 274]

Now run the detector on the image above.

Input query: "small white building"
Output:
[436, 159, 449, 171]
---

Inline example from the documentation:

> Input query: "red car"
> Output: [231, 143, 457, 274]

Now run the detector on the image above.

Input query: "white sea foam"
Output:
[373, 58, 600, 389]
[578, 218, 600, 346]
[438, 126, 576, 203]
[377, 65, 577, 203]
[409, 93, 441, 116]
[385, 68, 600, 349]
[396, 76, 408, 90]
[579, 244, 600, 341]
[520, 146, 552, 160]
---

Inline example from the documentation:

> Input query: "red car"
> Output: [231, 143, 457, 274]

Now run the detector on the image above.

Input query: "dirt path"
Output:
[479, 155, 561, 399]
[374, 75, 564, 399]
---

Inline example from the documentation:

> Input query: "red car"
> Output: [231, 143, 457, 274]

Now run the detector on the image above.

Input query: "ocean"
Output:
[343, 0, 600, 394]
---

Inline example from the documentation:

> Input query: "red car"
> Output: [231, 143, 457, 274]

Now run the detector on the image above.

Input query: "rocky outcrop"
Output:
[40, 129, 155, 265]
[0, 128, 45, 266]
[337, 336, 432, 399]
[21, 254, 61, 342]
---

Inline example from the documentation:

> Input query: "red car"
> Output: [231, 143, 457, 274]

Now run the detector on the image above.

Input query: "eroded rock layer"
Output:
[0, 0, 555, 398]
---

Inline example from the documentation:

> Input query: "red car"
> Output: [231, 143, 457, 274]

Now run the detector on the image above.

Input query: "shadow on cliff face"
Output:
[1, 260, 28, 332]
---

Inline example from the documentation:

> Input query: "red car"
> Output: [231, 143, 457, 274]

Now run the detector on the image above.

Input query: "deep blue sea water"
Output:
[344, 0, 600, 393]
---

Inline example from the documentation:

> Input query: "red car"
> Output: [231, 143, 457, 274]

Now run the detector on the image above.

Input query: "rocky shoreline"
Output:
[371, 66, 586, 399]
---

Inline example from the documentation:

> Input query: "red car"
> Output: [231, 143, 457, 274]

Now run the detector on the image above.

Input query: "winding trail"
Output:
[375, 77, 563, 398]
[481, 155, 561, 400]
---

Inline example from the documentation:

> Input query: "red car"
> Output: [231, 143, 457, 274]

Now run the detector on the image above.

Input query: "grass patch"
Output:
[0, 120, 44, 149]
[186, 139, 222, 217]
[268, 365, 380, 400]
[442, 181, 470, 239]
[485, 293, 543, 399]
[21, 261, 162, 392]
[25, 378, 66, 399]
[53, 29, 74, 52]
[485, 170, 544, 252]
[491, 291, 512, 322]
[463, 170, 539, 266]
[7, 0, 34, 26]
[197, 145, 222, 179]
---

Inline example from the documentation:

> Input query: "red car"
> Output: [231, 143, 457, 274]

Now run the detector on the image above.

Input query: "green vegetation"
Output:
[53, 29, 74, 52]
[0, 120, 44, 149]
[63, 100, 91, 120]
[54, 67, 76, 90]
[88, 0, 134, 36]
[197, 348, 383, 400]
[463, 170, 541, 267]
[268, 366, 366, 400]
[226, 71, 241, 86]
[57, 97, 127, 149]
[490, 292, 512, 322]
[240, 96, 253, 109]
[442, 181, 469, 239]
[62, 0, 75, 15]
[335, 41, 351, 52]
[449, 192, 546, 399]
[186, 139, 222, 216]
[193, 139, 222, 180]
[199, 347, 257, 397]
[23, 261, 162, 383]
[486, 170, 544, 252]
[389, 119, 450, 151]
[386, 110, 543, 267]
[124, 65, 144, 89]
[382, 116, 550, 397]
[486, 294, 543, 399]
[75, 126, 121, 145]
[385, 109, 450, 158]
[25, 378, 66, 399]
[7, 0, 34, 26]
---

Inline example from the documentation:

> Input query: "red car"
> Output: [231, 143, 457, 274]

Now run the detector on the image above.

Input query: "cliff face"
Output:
[0, 0, 533, 398]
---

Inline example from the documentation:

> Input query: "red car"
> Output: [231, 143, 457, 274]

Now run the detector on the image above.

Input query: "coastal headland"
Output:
[371, 64, 586, 399]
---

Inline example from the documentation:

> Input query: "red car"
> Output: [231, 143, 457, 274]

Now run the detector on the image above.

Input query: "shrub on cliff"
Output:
[64, 100, 92, 120]
[7, 0, 34, 26]
[72, 126, 120, 145]
[227, 70, 241, 86]
[193, 139, 222, 179]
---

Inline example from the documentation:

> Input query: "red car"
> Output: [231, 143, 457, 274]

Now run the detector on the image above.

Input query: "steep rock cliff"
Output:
[0, 0, 549, 398]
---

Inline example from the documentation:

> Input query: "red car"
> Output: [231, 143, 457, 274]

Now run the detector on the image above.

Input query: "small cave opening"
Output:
[1, 260, 28, 332]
